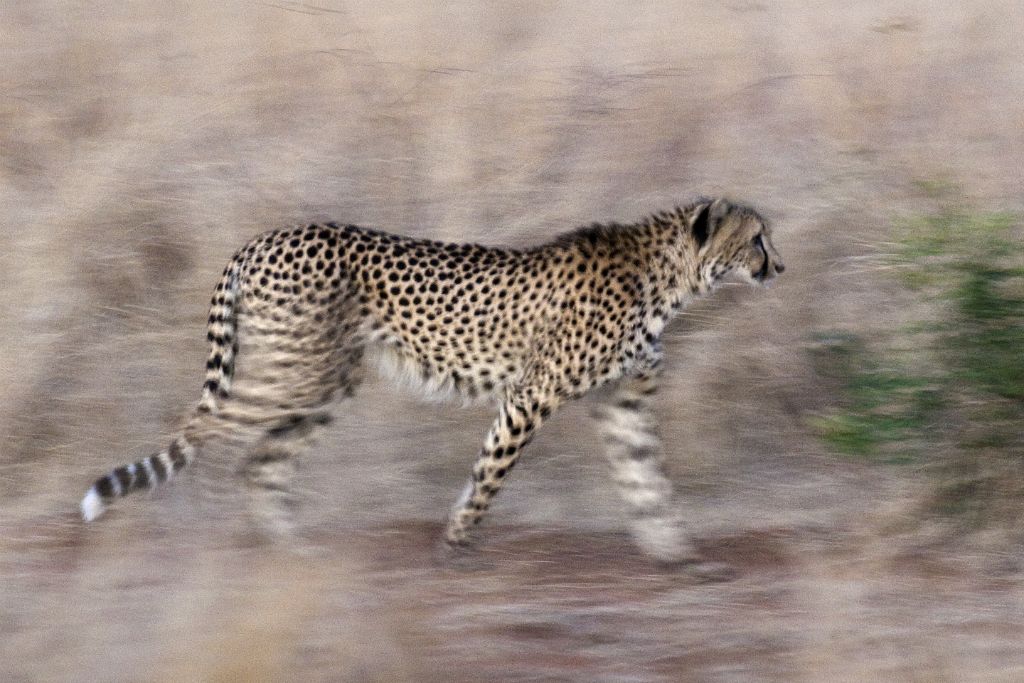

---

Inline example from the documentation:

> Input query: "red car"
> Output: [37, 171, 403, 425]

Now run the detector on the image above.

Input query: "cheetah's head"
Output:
[690, 198, 785, 286]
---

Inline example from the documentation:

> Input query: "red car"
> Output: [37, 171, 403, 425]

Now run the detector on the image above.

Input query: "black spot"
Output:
[133, 462, 150, 488]
[168, 442, 188, 471]
[114, 466, 132, 491]
[150, 454, 167, 482]
[95, 476, 115, 499]
[267, 414, 306, 438]
[630, 446, 657, 461]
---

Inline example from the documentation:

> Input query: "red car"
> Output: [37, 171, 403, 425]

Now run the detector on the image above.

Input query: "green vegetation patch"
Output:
[810, 334, 942, 463]
[812, 200, 1024, 522]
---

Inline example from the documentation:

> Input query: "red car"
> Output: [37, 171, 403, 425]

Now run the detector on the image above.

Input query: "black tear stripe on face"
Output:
[691, 203, 712, 247]
[753, 234, 768, 280]
[756, 251, 770, 281]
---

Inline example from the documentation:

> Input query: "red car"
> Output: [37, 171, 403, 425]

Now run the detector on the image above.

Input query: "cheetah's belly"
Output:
[364, 343, 510, 406]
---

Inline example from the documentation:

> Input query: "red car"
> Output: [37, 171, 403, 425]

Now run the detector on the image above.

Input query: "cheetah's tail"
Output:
[81, 251, 247, 522]
[198, 256, 244, 413]
[81, 435, 197, 521]
[78, 248, 248, 520]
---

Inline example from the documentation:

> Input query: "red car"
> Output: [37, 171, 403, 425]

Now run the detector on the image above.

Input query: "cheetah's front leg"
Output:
[445, 392, 557, 546]
[592, 365, 698, 564]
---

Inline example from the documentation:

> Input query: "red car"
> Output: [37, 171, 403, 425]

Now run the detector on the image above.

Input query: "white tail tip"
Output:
[81, 488, 106, 522]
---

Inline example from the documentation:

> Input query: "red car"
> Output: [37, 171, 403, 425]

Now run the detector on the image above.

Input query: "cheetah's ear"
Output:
[708, 197, 732, 221]
[691, 202, 713, 247]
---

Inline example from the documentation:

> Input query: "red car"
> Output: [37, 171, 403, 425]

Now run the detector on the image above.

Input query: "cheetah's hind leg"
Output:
[240, 411, 333, 541]
[232, 332, 365, 543]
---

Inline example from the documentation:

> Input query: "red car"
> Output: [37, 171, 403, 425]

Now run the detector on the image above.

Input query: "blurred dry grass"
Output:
[2, 1, 1024, 681]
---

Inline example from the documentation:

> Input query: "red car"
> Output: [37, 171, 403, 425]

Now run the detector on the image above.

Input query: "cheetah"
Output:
[80, 197, 784, 563]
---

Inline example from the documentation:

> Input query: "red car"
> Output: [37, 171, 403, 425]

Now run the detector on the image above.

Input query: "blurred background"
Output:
[2, 1, 1023, 681]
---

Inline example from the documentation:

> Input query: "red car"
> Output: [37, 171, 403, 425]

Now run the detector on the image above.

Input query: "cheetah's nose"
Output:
[774, 260, 785, 275]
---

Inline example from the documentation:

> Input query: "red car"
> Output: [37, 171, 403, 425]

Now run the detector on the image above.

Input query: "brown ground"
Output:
[5, 518, 1023, 681]
[2, 1, 1024, 681]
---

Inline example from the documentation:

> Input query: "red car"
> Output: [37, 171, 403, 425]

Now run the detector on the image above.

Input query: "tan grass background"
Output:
[2, 1, 1023, 681]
